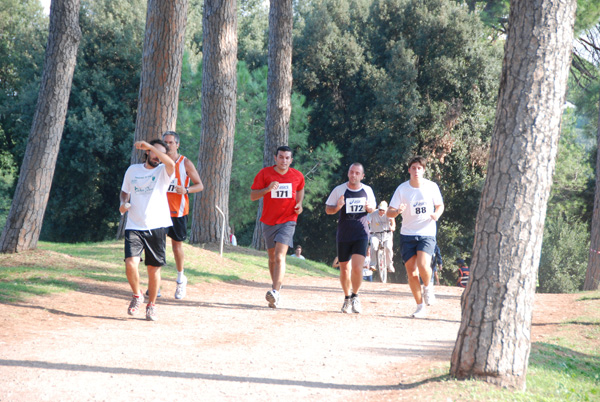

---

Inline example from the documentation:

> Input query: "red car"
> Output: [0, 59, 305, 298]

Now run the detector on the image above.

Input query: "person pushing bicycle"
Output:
[368, 201, 396, 275]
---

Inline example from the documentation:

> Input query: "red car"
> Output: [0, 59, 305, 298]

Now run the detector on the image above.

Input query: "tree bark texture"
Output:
[189, 0, 237, 244]
[0, 0, 81, 253]
[584, 100, 600, 290]
[251, 0, 293, 250]
[117, 0, 188, 239]
[450, 0, 576, 390]
[131, 0, 189, 163]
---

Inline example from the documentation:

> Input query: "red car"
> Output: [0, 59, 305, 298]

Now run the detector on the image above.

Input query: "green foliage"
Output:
[538, 214, 589, 293]
[39, 0, 147, 242]
[0, 0, 48, 171]
[176, 58, 342, 245]
[238, 0, 269, 69]
[293, 0, 502, 260]
[546, 108, 595, 226]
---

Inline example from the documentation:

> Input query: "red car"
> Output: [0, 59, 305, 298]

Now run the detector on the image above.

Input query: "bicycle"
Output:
[370, 230, 391, 283]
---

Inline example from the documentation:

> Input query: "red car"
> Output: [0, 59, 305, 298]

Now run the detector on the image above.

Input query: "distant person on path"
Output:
[456, 258, 470, 288]
[162, 131, 204, 300]
[431, 244, 443, 286]
[326, 163, 376, 314]
[290, 245, 305, 259]
[229, 226, 238, 246]
[362, 247, 374, 282]
[387, 156, 444, 318]
[119, 140, 175, 321]
[250, 145, 305, 308]
[367, 200, 396, 273]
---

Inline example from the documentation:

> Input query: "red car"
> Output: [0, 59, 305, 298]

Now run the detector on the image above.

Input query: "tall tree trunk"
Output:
[450, 0, 577, 390]
[584, 101, 600, 290]
[116, 0, 189, 239]
[251, 0, 293, 250]
[189, 0, 237, 244]
[0, 0, 81, 253]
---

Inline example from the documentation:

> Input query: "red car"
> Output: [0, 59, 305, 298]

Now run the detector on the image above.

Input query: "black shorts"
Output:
[167, 215, 188, 242]
[337, 238, 369, 263]
[124, 228, 169, 267]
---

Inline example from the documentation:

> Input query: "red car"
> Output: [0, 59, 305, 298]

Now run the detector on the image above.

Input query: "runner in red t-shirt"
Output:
[250, 146, 305, 308]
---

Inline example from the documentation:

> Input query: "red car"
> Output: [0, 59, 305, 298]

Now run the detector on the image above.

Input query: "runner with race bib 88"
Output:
[387, 156, 444, 318]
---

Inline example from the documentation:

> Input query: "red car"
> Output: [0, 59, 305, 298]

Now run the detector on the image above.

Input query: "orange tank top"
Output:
[167, 155, 191, 217]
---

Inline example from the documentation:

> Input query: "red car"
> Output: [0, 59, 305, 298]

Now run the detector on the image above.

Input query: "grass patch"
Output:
[396, 292, 600, 402]
[0, 240, 337, 302]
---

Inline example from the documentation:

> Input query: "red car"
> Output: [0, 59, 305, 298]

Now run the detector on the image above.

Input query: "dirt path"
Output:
[0, 275, 584, 401]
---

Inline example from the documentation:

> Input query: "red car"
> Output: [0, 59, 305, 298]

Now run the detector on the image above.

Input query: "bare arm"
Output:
[294, 188, 305, 214]
[431, 204, 444, 221]
[134, 141, 175, 176]
[389, 217, 396, 231]
[325, 195, 345, 215]
[387, 203, 406, 218]
[119, 191, 130, 214]
[250, 181, 278, 201]
[171, 158, 204, 195]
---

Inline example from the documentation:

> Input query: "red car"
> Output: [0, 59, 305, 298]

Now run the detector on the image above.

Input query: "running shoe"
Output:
[146, 303, 158, 321]
[423, 286, 436, 306]
[145, 288, 162, 298]
[411, 304, 427, 318]
[351, 296, 362, 314]
[175, 275, 187, 300]
[341, 298, 352, 314]
[127, 292, 144, 316]
[265, 290, 279, 308]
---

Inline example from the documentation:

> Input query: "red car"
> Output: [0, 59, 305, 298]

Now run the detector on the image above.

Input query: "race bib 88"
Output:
[271, 183, 292, 199]
[410, 200, 430, 216]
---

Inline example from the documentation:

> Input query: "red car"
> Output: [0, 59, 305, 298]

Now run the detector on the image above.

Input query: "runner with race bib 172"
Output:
[325, 163, 376, 314]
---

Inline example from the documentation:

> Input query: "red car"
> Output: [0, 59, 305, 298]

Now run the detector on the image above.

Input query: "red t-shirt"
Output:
[251, 166, 305, 225]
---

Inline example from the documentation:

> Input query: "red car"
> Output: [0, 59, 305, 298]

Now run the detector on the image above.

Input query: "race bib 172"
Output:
[346, 197, 366, 214]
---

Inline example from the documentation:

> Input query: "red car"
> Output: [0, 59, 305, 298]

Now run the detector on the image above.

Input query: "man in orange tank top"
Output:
[162, 131, 204, 300]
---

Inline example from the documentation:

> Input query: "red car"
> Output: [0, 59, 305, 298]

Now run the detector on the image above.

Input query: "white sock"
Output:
[177, 271, 185, 282]
[425, 283, 434, 291]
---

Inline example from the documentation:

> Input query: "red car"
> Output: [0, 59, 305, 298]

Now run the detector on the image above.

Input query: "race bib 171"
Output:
[271, 183, 292, 199]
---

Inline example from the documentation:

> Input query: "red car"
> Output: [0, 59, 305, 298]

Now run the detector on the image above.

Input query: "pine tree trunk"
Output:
[189, 0, 237, 244]
[116, 0, 188, 239]
[251, 0, 293, 250]
[0, 0, 81, 253]
[584, 100, 600, 290]
[450, 0, 577, 390]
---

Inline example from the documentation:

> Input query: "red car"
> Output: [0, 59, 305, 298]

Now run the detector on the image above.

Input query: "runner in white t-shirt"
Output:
[387, 156, 444, 318]
[120, 140, 175, 322]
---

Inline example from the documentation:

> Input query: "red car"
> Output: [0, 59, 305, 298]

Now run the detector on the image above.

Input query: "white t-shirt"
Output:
[121, 163, 174, 231]
[389, 179, 443, 237]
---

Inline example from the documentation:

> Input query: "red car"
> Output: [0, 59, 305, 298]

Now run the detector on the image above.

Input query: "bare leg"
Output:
[416, 250, 433, 286]
[267, 242, 289, 291]
[350, 254, 365, 294]
[339, 260, 352, 296]
[125, 257, 141, 295]
[171, 239, 184, 274]
[146, 265, 161, 304]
